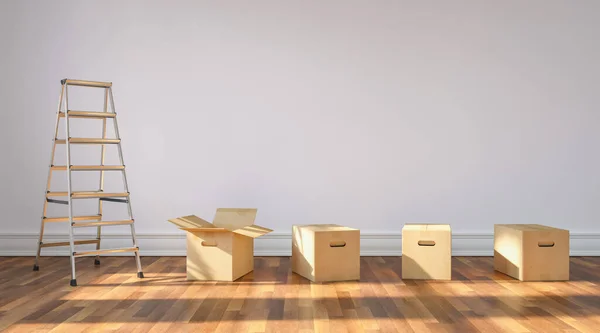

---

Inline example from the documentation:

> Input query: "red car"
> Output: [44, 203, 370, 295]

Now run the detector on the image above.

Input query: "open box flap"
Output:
[232, 225, 273, 238]
[168, 215, 226, 232]
[212, 208, 258, 231]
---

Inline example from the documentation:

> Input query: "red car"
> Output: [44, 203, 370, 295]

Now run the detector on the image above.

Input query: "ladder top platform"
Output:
[61, 79, 112, 88]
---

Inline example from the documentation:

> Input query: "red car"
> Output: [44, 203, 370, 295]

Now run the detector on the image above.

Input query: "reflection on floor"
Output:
[0, 256, 599, 332]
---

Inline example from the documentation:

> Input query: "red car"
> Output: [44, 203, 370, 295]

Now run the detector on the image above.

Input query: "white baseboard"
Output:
[1, 232, 599, 256]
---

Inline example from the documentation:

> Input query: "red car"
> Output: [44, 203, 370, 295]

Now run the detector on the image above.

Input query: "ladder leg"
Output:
[131, 224, 143, 278]
[34, 212, 45, 270]
[64, 84, 78, 286]
[94, 226, 102, 266]
[94, 87, 110, 266]
[109, 87, 143, 278]
[35, 85, 65, 271]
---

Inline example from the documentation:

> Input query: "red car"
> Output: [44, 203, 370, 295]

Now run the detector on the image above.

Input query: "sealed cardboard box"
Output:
[402, 224, 452, 280]
[494, 224, 569, 281]
[168, 208, 272, 281]
[292, 224, 360, 282]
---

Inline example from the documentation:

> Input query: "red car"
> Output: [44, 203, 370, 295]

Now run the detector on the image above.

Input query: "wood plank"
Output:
[43, 215, 102, 223]
[0, 257, 598, 332]
[60, 111, 116, 119]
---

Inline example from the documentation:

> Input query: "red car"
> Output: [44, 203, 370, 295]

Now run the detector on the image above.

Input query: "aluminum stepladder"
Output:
[33, 79, 144, 286]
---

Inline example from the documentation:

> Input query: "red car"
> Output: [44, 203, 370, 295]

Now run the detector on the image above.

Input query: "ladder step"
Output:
[46, 192, 71, 197]
[46, 191, 129, 198]
[73, 192, 129, 199]
[72, 220, 134, 228]
[40, 239, 99, 248]
[74, 247, 138, 257]
[59, 111, 116, 119]
[43, 215, 102, 223]
[51, 165, 125, 171]
[63, 79, 112, 88]
[55, 138, 121, 145]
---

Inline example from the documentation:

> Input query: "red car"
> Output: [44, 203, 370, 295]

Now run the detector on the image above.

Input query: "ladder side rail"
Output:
[95, 87, 110, 265]
[64, 83, 78, 286]
[34, 84, 65, 271]
[108, 87, 143, 278]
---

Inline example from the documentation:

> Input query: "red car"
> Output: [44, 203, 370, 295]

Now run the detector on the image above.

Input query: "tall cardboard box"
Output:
[292, 224, 360, 282]
[494, 224, 569, 281]
[168, 208, 272, 281]
[402, 224, 452, 280]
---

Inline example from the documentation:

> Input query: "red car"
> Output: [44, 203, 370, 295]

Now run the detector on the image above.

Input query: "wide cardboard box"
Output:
[168, 208, 272, 281]
[494, 224, 569, 281]
[402, 224, 452, 280]
[292, 224, 360, 282]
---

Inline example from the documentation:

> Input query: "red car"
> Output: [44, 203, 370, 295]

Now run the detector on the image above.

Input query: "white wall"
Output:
[1, 1, 600, 255]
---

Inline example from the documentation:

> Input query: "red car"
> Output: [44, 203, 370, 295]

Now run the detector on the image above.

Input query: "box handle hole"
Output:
[418, 240, 436, 246]
[330, 241, 346, 247]
[538, 241, 555, 247]
[201, 241, 217, 247]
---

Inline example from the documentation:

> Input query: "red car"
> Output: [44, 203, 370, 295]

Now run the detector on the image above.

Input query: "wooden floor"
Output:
[0, 257, 599, 332]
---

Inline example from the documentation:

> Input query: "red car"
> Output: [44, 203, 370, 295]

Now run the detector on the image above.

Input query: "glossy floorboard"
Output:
[0, 256, 599, 332]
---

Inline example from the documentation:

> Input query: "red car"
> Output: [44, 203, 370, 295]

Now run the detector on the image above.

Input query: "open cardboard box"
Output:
[168, 208, 272, 281]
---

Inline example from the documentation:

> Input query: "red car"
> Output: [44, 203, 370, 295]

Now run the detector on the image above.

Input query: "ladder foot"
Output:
[33, 264, 39, 271]
[94, 259, 101, 266]
[137, 272, 144, 278]
[70, 279, 77, 287]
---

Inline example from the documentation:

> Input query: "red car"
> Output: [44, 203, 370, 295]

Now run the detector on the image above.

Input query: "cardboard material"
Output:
[494, 224, 569, 281]
[168, 208, 272, 281]
[402, 224, 452, 280]
[292, 224, 360, 282]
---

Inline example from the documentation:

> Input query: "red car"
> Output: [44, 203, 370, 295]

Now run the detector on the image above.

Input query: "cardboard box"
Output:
[292, 224, 360, 282]
[494, 224, 569, 281]
[402, 224, 451, 280]
[168, 208, 272, 281]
